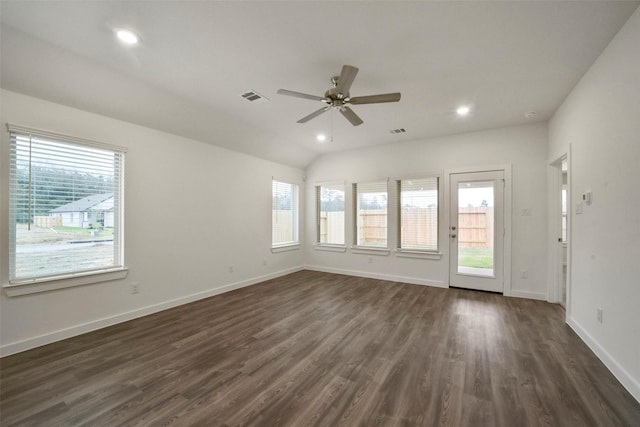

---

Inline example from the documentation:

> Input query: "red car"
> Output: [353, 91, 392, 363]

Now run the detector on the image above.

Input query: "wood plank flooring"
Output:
[1, 270, 639, 426]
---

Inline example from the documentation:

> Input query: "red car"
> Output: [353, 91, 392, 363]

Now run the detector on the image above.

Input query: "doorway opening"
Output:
[449, 170, 505, 293]
[550, 154, 569, 310]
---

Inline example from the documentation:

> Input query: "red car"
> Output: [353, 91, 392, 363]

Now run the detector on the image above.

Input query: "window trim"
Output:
[315, 181, 346, 247]
[4, 268, 129, 297]
[271, 179, 299, 248]
[4, 123, 127, 293]
[396, 176, 440, 254]
[394, 249, 442, 260]
[313, 244, 347, 253]
[352, 179, 389, 249]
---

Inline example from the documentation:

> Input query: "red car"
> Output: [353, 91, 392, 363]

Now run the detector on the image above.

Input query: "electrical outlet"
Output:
[368, 257, 373, 264]
[520, 271, 528, 279]
[263, 258, 268, 266]
[597, 307, 603, 324]
[229, 265, 234, 273]
[130, 282, 140, 294]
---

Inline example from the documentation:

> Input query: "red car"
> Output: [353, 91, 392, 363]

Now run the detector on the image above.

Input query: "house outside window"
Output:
[353, 181, 388, 248]
[316, 183, 345, 245]
[7, 125, 125, 285]
[272, 180, 299, 247]
[398, 177, 439, 252]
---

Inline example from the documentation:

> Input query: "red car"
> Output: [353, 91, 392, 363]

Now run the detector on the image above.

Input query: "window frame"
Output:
[271, 179, 300, 251]
[352, 180, 389, 251]
[4, 124, 127, 296]
[396, 176, 440, 255]
[315, 182, 346, 248]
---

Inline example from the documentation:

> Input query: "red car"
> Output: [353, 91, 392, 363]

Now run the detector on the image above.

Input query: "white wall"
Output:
[0, 90, 304, 356]
[304, 122, 548, 300]
[548, 8, 640, 401]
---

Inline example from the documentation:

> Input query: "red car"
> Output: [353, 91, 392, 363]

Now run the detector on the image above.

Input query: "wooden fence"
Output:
[319, 211, 345, 244]
[278, 207, 492, 248]
[272, 210, 294, 243]
[34, 215, 62, 228]
[400, 208, 438, 248]
[357, 210, 387, 245]
[458, 207, 493, 248]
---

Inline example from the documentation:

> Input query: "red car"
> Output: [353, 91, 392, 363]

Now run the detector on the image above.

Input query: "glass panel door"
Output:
[449, 171, 504, 293]
[457, 180, 495, 277]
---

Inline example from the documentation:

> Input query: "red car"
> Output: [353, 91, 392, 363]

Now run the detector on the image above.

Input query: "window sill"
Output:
[271, 243, 300, 253]
[3, 268, 129, 297]
[395, 249, 442, 260]
[351, 246, 390, 256]
[313, 244, 347, 253]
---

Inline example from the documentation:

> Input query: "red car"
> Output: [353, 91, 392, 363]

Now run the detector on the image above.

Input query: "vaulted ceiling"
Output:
[1, 1, 638, 168]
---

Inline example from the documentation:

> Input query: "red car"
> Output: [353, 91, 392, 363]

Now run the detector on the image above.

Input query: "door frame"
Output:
[548, 150, 572, 317]
[444, 165, 512, 295]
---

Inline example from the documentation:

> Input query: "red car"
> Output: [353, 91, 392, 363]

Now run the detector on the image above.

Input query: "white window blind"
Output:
[354, 181, 388, 247]
[272, 180, 299, 246]
[398, 177, 438, 251]
[8, 124, 125, 284]
[316, 183, 345, 245]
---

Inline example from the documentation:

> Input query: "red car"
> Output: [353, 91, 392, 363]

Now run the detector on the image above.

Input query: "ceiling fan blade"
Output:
[277, 89, 326, 102]
[335, 65, 359, 96]
[349, 92, 401, 105]
[340, 106, 364, 126]
[297, 106, 331, 123]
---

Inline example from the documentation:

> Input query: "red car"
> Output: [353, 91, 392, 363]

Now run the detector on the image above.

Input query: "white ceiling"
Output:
[1, 1, 638, 168]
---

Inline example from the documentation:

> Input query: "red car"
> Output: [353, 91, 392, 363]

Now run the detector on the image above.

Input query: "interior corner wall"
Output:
[548, 8, 640, 401]
[304, 122, 548, 300]
[0, 89, 305, 356]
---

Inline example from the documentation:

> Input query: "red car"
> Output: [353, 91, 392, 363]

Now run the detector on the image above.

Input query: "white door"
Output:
[449, 171, 504, 292]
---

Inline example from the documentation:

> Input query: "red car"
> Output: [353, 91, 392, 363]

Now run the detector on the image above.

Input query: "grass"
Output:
[458, 246, 493, 268]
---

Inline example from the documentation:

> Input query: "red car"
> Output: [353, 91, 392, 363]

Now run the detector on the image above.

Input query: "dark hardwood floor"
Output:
[1, 271, 639, 426]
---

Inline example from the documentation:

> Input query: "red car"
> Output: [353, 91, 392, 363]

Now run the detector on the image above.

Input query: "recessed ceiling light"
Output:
[456, 106, 470, 116]
[116, 29, 139, 45]
[316, 134, 327, 142]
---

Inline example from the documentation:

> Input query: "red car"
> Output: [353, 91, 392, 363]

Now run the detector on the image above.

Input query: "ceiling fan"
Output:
[277, 65, 401, 126]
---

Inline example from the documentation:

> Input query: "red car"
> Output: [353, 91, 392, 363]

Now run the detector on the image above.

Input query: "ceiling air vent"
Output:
[389, 128, 406, 135]
[240, 90, 269, 103]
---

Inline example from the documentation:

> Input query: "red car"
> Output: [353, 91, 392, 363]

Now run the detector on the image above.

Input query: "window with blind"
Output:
[316, 183, 345, 245]
[398, 177, 439, 251]
[272, 180, 299, 247]
[354, 181, 388, 247]
[8, 124, 126, 284]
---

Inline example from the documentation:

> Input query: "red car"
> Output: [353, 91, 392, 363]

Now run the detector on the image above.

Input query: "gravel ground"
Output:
[14, 224, 115, 278]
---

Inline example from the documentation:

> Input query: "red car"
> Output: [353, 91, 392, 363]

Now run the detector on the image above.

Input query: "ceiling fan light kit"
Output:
[278, 65, 401, 126]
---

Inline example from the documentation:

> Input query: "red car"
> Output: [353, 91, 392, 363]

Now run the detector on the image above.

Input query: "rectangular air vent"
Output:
[389, 128, 406, 134]
[240, 90, 269, 103]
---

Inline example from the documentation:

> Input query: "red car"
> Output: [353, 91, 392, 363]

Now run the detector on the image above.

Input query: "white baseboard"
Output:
[567, 316, 640, 403]
[0, 266, 303, 357]
[304, 264, 446, 288]
[507, 289, 547, 300]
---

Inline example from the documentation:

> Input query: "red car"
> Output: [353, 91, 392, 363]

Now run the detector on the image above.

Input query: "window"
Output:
[316, 183, 345, 245]
[398, 177, 439, 251]
[8, 124, 126, 285]
[272, 180, 299, 247]
[353, 181, 388, 247]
